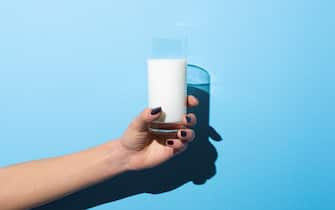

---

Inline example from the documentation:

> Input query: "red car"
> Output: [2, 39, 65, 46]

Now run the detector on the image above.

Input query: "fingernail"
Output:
[181, 130, 187, 137]
[151, 107, 161, 115]
[167, 140, 174, 145]
[186, 116, 192, 123]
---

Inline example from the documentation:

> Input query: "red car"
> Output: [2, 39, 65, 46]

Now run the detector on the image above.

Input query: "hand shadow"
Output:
[34, 66, 222, 210]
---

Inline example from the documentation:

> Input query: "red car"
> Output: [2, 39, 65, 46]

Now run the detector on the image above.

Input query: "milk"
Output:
[148, 59, 187, 123]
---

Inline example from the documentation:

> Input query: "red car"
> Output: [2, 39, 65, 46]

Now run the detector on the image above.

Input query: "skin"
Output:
[0, 95, 199, 210]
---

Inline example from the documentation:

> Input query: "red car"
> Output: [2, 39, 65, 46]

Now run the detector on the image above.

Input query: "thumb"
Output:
[130, 107, 162, 131]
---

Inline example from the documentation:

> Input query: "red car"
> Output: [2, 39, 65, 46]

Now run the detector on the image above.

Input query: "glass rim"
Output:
[187, 64, 211, 86]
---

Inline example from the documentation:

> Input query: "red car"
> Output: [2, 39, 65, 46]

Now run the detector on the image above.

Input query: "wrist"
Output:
[101, 139, 133, 175]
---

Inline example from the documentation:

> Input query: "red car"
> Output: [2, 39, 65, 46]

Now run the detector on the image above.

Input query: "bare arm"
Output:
[0, 96, 198, 210]
[0, 140, 129, 210]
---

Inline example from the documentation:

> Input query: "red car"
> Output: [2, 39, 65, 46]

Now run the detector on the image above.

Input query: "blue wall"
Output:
[1, 1, 334, 209]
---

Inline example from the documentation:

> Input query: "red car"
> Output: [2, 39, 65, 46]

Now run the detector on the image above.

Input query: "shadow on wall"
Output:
[34, 65, 223, 210]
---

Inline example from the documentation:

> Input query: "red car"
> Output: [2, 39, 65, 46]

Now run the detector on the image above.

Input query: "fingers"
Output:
[187, 95, 199, 107]
[177, 129, 195, 142]
[130, 107, 162, 131]
[130, 95, 197, 132]
[182, 113, 197, 127]
[164, 128, 195, 154]
[165, 139, 188, 154]
[165, 139, 184, 149]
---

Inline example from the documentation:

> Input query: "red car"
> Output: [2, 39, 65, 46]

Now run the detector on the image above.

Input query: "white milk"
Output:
[148, 59, 186, 123]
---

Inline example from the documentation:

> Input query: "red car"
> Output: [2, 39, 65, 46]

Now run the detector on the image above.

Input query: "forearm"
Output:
[0, 139, 129, 210]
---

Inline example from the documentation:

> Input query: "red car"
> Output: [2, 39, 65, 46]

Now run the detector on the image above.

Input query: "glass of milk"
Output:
[148, 37, 187, 133]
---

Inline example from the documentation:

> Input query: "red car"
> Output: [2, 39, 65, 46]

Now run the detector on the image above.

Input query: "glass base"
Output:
[149, 121, 185, 135]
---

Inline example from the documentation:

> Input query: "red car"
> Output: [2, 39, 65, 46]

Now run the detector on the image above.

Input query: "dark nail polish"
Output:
[167, 140, 174, 145]
[181, 130, 187, 137]
[186, 116, 192, 123]
[151, 107, 162, 115]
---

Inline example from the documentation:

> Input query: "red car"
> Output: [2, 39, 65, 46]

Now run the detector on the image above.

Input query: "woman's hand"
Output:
[120, 95, 199, 171]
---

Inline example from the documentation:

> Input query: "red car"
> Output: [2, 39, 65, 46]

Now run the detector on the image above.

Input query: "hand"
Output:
[120, 96, 199, 171]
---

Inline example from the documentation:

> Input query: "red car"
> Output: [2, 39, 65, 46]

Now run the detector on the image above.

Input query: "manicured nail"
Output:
[167, 140, 174, 145]
[151, 107, 162, 115]
[181, 130, 187, 137]
[186, 116, 192, 123]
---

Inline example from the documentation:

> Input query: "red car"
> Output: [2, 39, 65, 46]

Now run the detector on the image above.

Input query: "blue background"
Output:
[1, 0, 334, 209]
